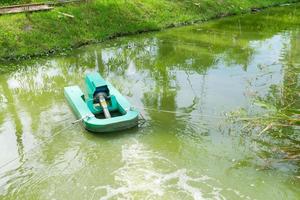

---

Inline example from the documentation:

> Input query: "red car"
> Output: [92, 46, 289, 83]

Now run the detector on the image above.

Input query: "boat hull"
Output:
[82, 115, 139, 133]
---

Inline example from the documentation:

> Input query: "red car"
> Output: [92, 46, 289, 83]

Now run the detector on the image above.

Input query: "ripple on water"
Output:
[94, 140, 251, 199]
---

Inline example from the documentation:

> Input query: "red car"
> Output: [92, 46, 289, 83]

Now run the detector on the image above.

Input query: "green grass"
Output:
[0, 0, 299, 61]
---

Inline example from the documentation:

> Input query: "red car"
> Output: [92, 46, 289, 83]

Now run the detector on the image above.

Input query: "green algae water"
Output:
[0, 4, 300, 200]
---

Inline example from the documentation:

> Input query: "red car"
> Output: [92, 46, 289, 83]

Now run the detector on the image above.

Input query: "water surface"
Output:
[0, 4, 299, 200]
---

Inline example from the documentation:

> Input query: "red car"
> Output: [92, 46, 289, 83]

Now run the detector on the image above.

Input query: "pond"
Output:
[0, 4, 299, 200]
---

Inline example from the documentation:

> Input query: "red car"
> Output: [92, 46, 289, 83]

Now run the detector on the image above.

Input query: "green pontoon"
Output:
[64, 72, 139, 132]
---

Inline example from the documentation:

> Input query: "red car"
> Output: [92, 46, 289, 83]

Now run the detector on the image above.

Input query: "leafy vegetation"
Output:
[0, 0, 299, 62]
[228, 63, 300, 170]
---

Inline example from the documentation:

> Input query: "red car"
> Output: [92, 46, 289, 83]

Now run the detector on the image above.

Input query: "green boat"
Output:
[64, 72, 139, 133]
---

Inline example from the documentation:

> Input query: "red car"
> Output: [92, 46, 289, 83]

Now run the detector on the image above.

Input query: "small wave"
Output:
[94, 140, 250, 200]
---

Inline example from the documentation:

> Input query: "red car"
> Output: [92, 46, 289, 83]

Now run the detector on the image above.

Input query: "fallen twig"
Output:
[258, 123, 273, 136]
[58, 11, 74, 18]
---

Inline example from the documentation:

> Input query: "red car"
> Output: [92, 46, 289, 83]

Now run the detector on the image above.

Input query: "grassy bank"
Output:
[0, 0, 299, 62]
